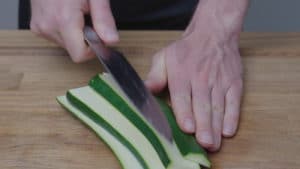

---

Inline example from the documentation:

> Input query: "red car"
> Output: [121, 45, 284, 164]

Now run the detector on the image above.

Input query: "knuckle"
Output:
[196, 126, 211, 134]
[38, 22, 53, 34]
[200, 103, 211, 114]
[69, 49, 88, 63]
[212, 105, 223, 113]
[194, 105, 211, 122]
[172, 94, 189, 104]
[172, 101, 191, 116]
[228, 99, 238, 108]
[30, 21, 40, 34]
[191, 76, 212, 91]
[58, 11, 74, 27]
[70, 56, 84, 63]
[31, 20, 54, 36]
[215, 45, 225, 59]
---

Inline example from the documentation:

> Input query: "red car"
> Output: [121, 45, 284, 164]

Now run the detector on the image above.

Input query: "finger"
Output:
[145, 51, 167, 94]
[223, 79, 243, 137]
[90, 0, 119, 44]
[59, 12, 94, 63]
[168, 74, 195, 133]
[192, 81, 214, 148]
[210, 86, 225, 152]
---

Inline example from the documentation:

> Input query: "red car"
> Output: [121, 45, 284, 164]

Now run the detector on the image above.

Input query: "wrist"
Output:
[185, 0, 249, 41]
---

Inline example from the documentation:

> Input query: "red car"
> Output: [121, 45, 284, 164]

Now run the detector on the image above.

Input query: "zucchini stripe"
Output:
[91, 74, 210, 167]
[89, 76, 171, 167]
[157, 98, 210, 168]
[66, 92, 149, 169]
[57, 96, 143, 169]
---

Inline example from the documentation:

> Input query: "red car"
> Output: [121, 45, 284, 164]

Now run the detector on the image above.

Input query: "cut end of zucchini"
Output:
[186, 154, 211, 168]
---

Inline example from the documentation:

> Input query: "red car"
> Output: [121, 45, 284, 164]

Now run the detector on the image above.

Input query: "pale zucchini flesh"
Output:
[57, 96, 144, 169]
[57, 73, 211, 169]
[67, 87, 165, 169]
[66, 88, 201, 169]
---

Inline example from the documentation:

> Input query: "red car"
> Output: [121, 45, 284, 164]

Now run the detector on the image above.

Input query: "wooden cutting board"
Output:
[0, 31, 299, 169]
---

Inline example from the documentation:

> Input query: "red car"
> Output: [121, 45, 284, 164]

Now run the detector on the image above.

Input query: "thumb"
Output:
[89, 0, 119, 44]
[145, 51, 167, 94]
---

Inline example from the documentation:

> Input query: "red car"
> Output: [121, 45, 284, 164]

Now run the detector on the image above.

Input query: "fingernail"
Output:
[223, 124, 234, 136]
[184, 118, 195, 132]
[197, 132, 214, 145]
[105, 29, 119, 42]
[210, 134, 221, 152]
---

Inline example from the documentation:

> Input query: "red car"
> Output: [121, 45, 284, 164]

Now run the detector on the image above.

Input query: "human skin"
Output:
[30, 0, 119, 63]
[30, 0, 249, 151]
[145, 0, 249, 151]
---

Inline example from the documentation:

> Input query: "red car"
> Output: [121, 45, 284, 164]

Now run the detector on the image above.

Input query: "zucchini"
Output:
[57, 73, 211, 169]
[66, 86, 166, 169]
[89, 73, 210, 168]
[89, 74, 171, 166]
[157, 98, 210, 166]
[57, 96, 144, 169]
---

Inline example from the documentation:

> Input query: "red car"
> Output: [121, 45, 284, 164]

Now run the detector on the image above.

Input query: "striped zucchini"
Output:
[57, 73, 210, 169]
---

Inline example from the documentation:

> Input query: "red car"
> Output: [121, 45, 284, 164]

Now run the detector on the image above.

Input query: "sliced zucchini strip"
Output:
[67, 87, 165, 169]
[57, 96, 144, 169]
[90, 73, 210, 168]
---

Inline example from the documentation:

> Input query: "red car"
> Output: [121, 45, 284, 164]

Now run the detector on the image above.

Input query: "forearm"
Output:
[188, 0, 249, 39]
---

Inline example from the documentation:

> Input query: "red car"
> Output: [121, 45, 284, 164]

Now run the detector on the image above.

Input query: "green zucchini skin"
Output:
[89, 74, 210, 168]
[156, 98, 211, 168]
[66, 92, 149, 169]
[57, 96, 144, 169]
[57, 73, 210, 169]
[89, 75, 171, 167]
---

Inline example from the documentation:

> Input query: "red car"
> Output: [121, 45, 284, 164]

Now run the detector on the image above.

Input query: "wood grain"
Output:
[0, 31, 300, 169]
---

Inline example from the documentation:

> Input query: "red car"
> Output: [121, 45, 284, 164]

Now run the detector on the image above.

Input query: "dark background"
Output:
[0, 0, 299, 31]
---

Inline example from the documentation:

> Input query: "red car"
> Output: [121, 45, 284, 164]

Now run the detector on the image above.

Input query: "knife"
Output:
[83, 26, 172, 141]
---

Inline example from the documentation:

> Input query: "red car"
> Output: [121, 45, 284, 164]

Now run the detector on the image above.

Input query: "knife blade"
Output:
[83, 26, 172, 141]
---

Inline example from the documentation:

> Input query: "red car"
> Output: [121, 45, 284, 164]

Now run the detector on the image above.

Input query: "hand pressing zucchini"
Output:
[57, 73, 211, 169]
